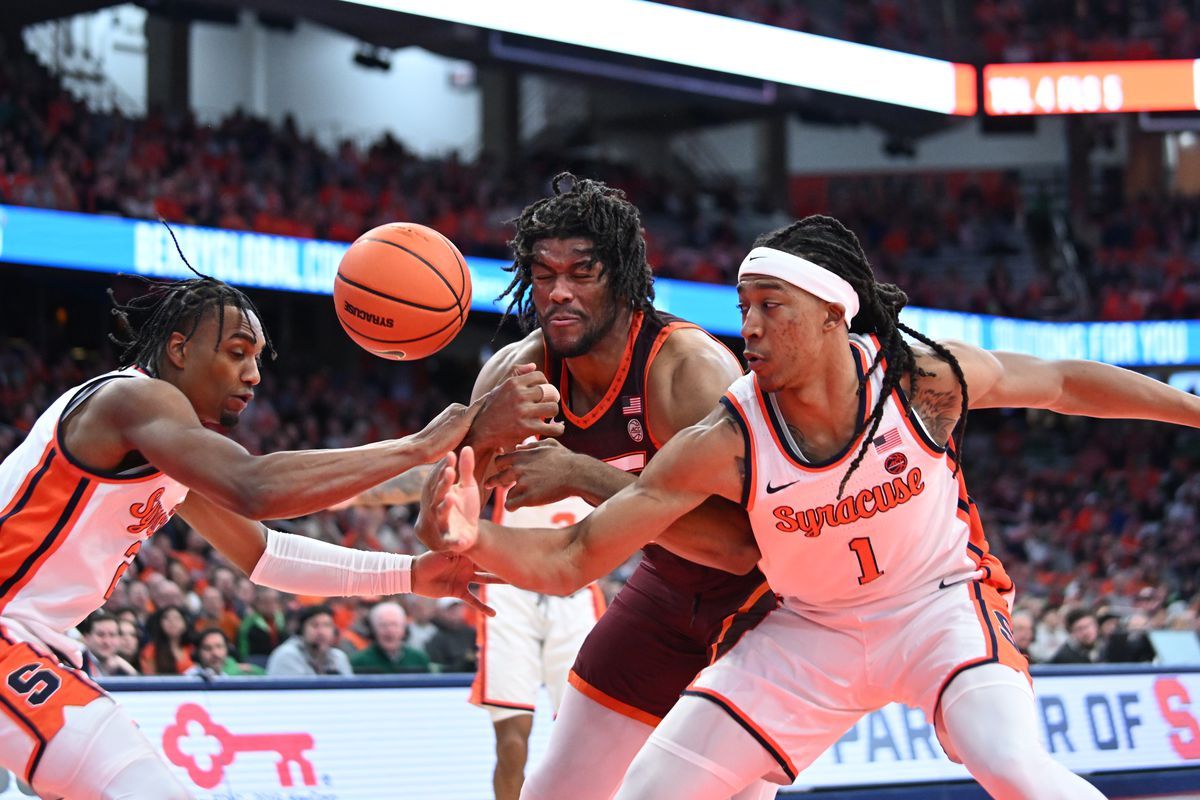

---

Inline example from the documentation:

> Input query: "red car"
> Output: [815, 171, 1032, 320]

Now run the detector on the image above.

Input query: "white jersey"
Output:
[722, 334, 1010, 610]
[0, 369, 189, 661]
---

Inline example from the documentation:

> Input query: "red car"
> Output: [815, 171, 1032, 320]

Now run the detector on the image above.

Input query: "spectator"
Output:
[115, 616, 142, 666]
[266, 605, 352, 676]
[350, 602, 431, 674]
[425, 598, 477, 673]
[1010, 610, 1035, 662]
[80, 611, 138, 677]
[140, 605, 194, 675]
[402, 596, 439, 654]
[239, 586, 287, 662]
[185, 629, 265, 678]
[1100, 612, 1156, 663]
[194, 586, 241, 644]
[1050, 609, 1099, 664]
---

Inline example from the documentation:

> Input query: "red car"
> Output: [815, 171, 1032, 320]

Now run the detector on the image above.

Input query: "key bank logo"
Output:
[163, 703, 318, 789]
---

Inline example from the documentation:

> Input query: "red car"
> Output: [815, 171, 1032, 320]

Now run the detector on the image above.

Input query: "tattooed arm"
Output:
[908, 341, 1200, 444]
[340, 464, 433, 507]
[427, 404, 758, 595]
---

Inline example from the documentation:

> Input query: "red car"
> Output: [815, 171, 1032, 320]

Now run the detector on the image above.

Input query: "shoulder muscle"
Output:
[471, 332, 545, 402]
[647, 327, 742, 440]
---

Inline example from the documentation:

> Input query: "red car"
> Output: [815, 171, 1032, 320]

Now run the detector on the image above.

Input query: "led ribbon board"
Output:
[2, 204, 1198, 367]
[336, 0, 976, 115]
[985, 60, 1200, 115]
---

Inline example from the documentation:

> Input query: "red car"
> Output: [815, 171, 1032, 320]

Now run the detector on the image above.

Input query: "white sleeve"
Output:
[250, 529, 412, 597]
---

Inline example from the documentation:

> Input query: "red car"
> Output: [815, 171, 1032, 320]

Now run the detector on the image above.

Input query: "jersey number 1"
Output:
[848, 537, 884, 585]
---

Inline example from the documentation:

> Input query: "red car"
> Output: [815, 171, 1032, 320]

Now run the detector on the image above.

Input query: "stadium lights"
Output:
[333, 0, 977, 115]
[984, 60, 1200, 115]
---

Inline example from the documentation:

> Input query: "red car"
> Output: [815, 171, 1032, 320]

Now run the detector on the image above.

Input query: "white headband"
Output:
[737, 247, 859, 326]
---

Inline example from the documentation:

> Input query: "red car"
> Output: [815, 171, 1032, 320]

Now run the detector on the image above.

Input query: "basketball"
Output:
[333, 222, 472, 360]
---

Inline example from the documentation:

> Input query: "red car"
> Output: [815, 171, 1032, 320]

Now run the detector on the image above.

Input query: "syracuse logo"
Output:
[771, 467, 925, 537]
[127, 487, 173, 536]
[163, 703, 317, 789]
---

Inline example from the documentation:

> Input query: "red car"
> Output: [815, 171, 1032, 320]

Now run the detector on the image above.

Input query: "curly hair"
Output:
[499, 172, 655, 331]
[754, 215, 968, 497]
[109, 222, 274, 373]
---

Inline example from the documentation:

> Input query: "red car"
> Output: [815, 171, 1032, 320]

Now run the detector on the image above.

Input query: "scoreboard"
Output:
[985, 60, 1200, 115]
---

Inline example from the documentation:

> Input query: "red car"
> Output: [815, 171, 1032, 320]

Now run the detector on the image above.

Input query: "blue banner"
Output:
[3, 204, 1199, 367]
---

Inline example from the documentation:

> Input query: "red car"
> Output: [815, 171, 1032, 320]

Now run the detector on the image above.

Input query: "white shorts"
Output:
[684, 580, 1029, 783]
[0, 632, 161, 798]
[471, 583, 606, 722]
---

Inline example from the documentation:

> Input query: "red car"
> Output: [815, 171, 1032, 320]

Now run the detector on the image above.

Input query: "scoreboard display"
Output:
[985, 60, 1200, 115]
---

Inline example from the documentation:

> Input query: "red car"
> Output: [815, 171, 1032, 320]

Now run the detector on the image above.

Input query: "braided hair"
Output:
[500, 172, 655, 331]
[109, 222, 274, 373]
[754, 215, 968, 497]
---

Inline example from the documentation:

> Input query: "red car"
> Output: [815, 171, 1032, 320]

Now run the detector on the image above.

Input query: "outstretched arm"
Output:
[175, 490, 499, 616]
[89, 378, 480, 520]
[948, 342, 1200, 425]
[427, 405, 752, 595]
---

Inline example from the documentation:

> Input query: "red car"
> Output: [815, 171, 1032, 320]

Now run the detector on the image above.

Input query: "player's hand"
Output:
[486, 438, 580, 509]
[467, 363, 563, 451]
[410, 549, 503, 617]
[406, 397, 484, 463]
[420, 447, 482, 553]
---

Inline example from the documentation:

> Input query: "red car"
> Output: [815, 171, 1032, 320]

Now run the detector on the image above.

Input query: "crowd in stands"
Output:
[656, 0, 1198, 62]
[0, 41, 1101, 321]
[5, 36, 1200, 320]
[2, 331, 1198, 675]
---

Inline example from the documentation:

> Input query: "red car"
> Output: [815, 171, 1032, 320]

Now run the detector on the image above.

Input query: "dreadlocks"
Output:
[754, 215, 969, 497]
[499, 172, 656, 331]
[108, 222, 274, 373]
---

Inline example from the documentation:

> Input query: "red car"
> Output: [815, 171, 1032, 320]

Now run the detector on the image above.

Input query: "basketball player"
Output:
[0, 265, 527, 800]
[416, 173, 775, 800]
[470, 492, 605, 800]
[430, 215, 1200, 798]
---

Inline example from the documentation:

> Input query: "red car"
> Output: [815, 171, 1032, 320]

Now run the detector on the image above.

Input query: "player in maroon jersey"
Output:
[416, 173, 776, 800]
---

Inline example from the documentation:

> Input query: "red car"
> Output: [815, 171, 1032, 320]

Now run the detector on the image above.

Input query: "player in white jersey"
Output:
[471, 491, 605, 800]
[0, 254, 552, 799]
[429, 215, 1200, 799]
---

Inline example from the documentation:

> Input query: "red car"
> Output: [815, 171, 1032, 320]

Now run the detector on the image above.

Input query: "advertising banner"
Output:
[4, 205, 1200, 366]
[0, 670, 1193, 798]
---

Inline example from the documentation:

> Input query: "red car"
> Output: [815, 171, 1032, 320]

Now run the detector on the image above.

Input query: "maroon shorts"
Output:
[569, 557, 776, 725]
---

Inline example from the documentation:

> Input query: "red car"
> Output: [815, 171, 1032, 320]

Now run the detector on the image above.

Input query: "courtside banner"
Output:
[0, 670, 1192, 798]
[4, 204, 1200, 366]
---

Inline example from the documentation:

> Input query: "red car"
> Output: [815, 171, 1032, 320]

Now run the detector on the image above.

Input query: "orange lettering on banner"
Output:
[771, 468, 924, 538]
[1154, 676, 1200, 760]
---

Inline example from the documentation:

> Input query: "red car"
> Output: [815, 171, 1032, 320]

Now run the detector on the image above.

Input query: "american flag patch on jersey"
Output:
[621, 396, 643, 416]
[872, 427, 902, 452]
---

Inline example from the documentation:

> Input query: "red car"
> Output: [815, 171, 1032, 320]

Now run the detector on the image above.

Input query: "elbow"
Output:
[228, 486, 272, 521]
[730, 544, 762, 575]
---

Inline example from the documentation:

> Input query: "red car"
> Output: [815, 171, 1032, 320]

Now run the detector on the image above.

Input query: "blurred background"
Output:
[1, 1, 1200, 797]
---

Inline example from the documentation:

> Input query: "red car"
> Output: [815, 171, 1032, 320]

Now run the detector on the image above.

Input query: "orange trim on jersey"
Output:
[890, 390, 946, 459]
[0, 476, 98, 616]
[0, 639, 106, 782]
[560, 312, 645, 430]
[751, 347, 873, 473]
[0, 440, 54, 521]
[721, 391, 757, 510]
[468, 584, 488, 707]
[0, 699, 42, 782]
[588, 583, 607, 620]
[568, 669, 661, 727]
[709, 581, 771, 663]
[683, 686, 798, 780]
[935, 582, 1031, 717]
[641, 321, 705, 450]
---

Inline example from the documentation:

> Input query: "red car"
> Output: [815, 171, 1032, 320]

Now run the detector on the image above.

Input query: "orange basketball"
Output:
[333, 222, 472, 360]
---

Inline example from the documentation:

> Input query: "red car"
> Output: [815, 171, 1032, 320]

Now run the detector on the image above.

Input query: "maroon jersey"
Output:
[550, 310, 776, 722]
